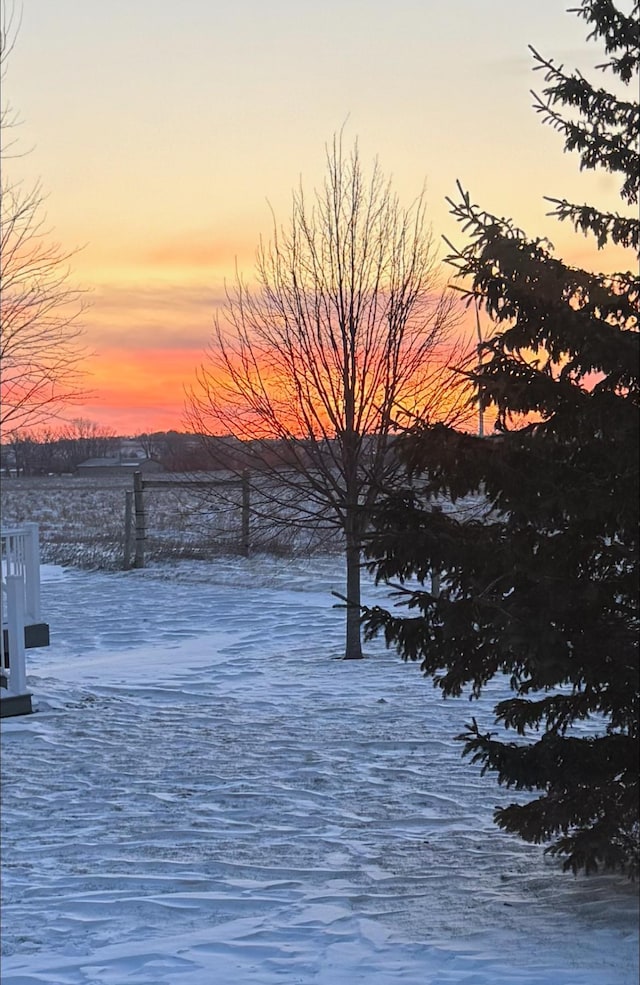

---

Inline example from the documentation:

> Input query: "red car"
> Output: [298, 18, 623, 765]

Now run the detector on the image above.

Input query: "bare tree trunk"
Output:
[344, 526, 363, 659]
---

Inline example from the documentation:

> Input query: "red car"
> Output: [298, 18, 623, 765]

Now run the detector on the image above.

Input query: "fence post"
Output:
[6, 575, 27, 695]
[241, 470, 250, 558]
[133, 472, 146, 568]
[124, 490, 133, 570]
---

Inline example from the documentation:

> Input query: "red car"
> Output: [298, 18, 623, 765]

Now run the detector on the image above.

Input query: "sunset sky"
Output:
[4, 0, 632, 435]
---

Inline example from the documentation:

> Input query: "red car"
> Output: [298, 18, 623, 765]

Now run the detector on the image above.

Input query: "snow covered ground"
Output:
[1, 557, 638, 984]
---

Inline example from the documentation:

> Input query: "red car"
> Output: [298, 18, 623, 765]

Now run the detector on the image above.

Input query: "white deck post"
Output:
[0, 578, 6, 676]
[24, 522, 41, 622]
[6, 575, 27, 695]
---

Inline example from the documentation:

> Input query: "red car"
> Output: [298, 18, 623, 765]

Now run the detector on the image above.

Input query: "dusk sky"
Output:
[5, 0, 631, 435]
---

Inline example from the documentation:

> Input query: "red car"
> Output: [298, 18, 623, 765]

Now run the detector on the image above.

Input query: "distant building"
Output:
[76, 457, 164, 477]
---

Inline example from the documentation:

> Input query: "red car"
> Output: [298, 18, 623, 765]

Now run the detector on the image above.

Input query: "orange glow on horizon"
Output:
[74, 347, 201, 436]
[45, 222, 634, 440]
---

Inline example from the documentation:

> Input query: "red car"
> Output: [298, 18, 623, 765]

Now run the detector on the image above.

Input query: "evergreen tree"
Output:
[363, 0, 639, 875]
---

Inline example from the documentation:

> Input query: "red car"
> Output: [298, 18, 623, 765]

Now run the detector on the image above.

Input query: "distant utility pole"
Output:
[475, 297, 485, 438]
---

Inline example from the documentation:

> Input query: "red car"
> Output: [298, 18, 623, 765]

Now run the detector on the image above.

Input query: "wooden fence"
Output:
[124, 471, 250, 569]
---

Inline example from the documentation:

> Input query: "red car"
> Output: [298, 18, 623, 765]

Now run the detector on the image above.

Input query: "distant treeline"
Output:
[0, 428, 323, 477]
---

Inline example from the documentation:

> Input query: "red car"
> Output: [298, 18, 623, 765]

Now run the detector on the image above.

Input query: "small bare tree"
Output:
[187, 137, 470, 659]
[0, 7, 89, 436]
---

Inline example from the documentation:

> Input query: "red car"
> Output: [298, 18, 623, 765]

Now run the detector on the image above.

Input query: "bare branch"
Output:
[0, 14, 91, 435]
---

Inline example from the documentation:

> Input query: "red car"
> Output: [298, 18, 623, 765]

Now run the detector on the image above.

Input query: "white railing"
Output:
[1, 523, 41, 623]
[1, 523, 41, 696]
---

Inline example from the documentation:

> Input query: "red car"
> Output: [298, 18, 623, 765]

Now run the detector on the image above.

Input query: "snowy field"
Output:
[1, 556, 638, 985]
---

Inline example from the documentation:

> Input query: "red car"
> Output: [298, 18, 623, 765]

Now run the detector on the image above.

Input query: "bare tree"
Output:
[0, 6, 89, 436]
[187, 137, 470, 659]
[1, 417, 116, 474]
[0, 2, 20, 144]
[137, 431, 164, 462]
[55, 417, 117, 469]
